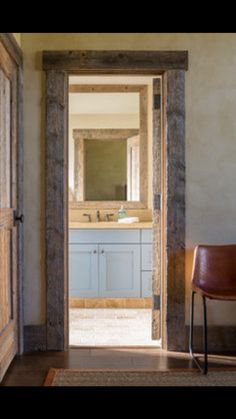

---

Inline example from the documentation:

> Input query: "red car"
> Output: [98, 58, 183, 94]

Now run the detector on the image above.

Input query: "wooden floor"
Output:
[2, 347, 236, 386]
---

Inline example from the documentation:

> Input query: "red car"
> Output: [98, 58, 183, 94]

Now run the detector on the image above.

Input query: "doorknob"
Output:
[14, 212, 24, 224]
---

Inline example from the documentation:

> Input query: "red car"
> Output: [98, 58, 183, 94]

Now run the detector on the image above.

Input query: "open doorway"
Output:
[43, 50, 187, 352]
[68, 76, 161, 346]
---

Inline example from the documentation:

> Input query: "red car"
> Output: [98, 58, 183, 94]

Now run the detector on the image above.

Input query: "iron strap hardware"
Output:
[154, 193, 161, 211]
[154, 93, 161, 110]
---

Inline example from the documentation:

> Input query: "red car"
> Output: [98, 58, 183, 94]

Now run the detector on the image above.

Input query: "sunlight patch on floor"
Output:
[69, 308, 161, 346]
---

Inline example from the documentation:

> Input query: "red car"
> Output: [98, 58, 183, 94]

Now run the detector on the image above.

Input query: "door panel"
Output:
[142, 244, 153, 271]
[141, 271, 152, 298]
[0, 39, 19, 382]
[69, 244, 98, 297]
[99, 244, 140, 297]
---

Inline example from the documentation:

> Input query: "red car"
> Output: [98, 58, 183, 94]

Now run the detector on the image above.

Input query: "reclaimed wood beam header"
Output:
[42, 50, 188, 73]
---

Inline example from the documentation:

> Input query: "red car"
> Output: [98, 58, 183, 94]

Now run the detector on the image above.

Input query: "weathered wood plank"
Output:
[0, 325, 17, 382]
[0, 41, 14, 79]
[44, 53, 187, 353]
[17, 66, 24, 355]
[24, 325, 47, 352]
[0, 68, 11, 208]
[69, 84, 148, 93]
[0, 33, 23, 67]
[152, 78, 161, 340]
[164, 70, 186, 351]
[45, 70, 68, 351]
[43, 50, 188, 73]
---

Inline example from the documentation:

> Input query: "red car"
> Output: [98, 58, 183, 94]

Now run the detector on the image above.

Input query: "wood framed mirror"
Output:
[69, 84, 148, 209]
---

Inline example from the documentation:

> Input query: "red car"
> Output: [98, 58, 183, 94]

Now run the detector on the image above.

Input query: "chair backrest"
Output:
[192, 244, 236, 297]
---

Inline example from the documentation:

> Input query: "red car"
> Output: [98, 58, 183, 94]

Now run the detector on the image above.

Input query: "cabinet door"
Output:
[99, 244, 140, 297]
[69, 244, 98, 297]
[141, 272, 152, 297]
[142, 244, 153, 271]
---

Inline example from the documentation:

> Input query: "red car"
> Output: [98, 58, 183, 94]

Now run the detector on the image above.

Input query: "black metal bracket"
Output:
[14, 210, 24, 224]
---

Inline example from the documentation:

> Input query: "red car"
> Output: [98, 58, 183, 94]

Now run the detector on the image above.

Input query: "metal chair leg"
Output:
[203, 296, 208, 374]
[189, 290, 208, 374]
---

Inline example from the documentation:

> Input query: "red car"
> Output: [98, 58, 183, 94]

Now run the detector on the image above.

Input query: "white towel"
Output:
[117, 217, 139, 224]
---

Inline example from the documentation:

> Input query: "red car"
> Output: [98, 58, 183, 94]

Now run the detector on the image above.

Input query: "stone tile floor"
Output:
[69, 308, 161, 346]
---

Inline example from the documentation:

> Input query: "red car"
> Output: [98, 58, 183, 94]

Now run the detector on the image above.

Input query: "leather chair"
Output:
[189, 244, 236, 374]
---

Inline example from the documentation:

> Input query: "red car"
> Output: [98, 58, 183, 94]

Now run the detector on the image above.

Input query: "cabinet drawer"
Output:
[69, 229, 140, 244]
[141, 229, 152, 243]
[141, 271, 152, 297]
[141, 244, 152, 270]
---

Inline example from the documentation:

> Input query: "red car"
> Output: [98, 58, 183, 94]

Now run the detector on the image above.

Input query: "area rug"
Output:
[44, 368, 236, 386]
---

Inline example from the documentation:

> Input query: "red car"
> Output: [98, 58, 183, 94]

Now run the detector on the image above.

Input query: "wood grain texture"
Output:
[0, 37, 20, 381]
[152, 78, 161, 340]
[43, 50, 188, 73]
[0, 33, 23, 67]
[164, 70, 186, 351]
[44, 52, 188, 352]
[17, 66, 24, 355]
[0, 68, 11, 208]
[45, 70, 69, 350]
[69, 84, 148, 93]
[24, 325, 47, 352]
[69, 297, 152, 308]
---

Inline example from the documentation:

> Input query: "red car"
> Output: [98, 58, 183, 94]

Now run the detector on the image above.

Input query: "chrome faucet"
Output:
[96, 210, 101, 222]
[106, 213, 114, 221]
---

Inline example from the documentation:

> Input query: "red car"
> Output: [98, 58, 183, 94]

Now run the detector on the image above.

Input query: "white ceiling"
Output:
[69, 92, 139, 114]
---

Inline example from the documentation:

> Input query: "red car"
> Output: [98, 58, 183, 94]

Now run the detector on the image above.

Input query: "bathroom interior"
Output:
[68, 75, 160, 347]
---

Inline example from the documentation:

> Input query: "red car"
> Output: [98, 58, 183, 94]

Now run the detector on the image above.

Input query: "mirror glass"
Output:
[84, 138, 127, 201]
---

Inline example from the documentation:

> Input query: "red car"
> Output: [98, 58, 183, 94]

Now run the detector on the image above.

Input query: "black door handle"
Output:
[14, 213, 24, 223]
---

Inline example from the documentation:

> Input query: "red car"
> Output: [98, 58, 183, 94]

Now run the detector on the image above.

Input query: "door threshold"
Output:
[69, 344, 162, 349]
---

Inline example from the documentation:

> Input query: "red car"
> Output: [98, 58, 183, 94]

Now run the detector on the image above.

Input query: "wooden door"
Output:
[0, 38, 20, 381]
[69, 244, 99, 298]
[152, 78, 162, 340]
[99, 244, 140, 297]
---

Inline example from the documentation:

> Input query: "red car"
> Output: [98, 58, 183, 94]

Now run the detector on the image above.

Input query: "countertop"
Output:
[69, 221, 153, 229]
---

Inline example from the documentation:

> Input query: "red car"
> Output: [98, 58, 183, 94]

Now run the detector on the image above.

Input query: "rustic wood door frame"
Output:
[43, 50, 188, 351]
[0, 33, 24, 355]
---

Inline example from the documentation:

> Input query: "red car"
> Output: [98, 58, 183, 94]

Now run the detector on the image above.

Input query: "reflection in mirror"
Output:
[69, 85, 148, 208]
[73, 128, 139, 202]
[85, 139, 127, 201]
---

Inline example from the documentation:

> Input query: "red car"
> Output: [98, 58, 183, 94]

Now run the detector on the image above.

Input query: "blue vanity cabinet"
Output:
[69, 228, 152, 298]
[141, 229, 153, 298]
[69, 244, 99, 297]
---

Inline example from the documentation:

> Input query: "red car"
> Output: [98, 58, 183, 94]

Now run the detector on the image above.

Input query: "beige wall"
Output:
[13, 33, 21, 46]
[22, 33, 236, 326]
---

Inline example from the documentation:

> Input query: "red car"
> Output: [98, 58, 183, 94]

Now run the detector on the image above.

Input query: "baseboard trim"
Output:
[23, 324, 236, 353]
[69, 297, 152, 309]
[24, 325, 47, 353]
[185, 325, 236, 353]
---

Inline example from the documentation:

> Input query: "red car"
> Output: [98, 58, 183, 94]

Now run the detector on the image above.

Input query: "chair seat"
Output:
[192, 283, 236, 300]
